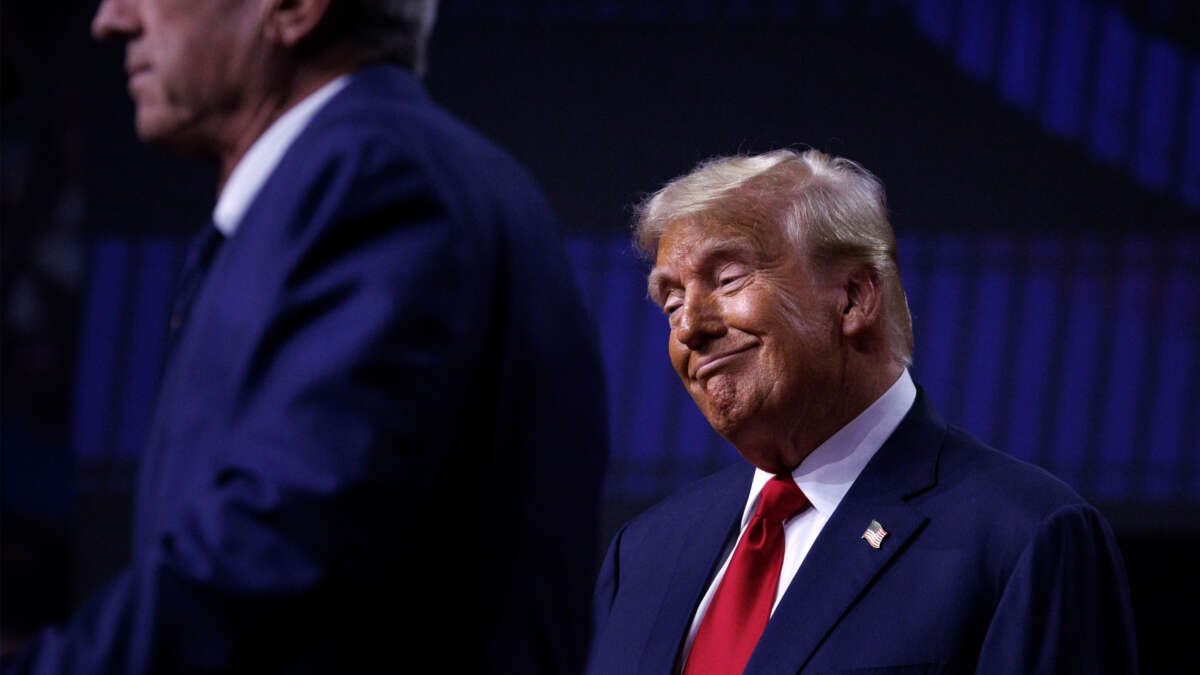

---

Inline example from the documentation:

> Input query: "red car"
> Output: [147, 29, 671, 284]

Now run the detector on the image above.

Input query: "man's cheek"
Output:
[669, 344, 689, 379]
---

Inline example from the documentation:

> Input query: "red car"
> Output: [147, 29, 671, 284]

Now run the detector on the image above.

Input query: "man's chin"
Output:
[695, 396, 746, 443]
[134, 111, 206, 155]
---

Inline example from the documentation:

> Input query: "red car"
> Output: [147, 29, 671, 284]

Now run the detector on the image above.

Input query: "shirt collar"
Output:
[212, 74, 351, 236]
[742, 368, 917, 528]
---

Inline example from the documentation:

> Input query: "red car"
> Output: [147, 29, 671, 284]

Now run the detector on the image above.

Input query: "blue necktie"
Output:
[166, 222, 224, 353]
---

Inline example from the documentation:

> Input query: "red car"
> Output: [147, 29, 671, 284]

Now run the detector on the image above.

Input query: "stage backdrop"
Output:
[3, 0, 1198, 670]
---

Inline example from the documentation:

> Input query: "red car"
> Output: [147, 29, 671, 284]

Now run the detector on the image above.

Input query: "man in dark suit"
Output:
[586, 149, 1136, 674]
[7, 0, 606, 673]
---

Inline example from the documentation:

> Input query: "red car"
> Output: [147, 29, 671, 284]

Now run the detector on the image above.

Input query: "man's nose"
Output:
[675, 294, 725, 349]
[92, 0, 139, 41]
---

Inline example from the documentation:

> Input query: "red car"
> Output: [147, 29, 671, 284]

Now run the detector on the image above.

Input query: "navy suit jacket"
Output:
[587, 389, 1136, 674]
[13, 64, 607, 674]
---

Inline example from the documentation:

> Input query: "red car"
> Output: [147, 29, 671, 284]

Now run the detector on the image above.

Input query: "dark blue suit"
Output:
[12, 64, 607, 674]
[587, 390, 1136, 674]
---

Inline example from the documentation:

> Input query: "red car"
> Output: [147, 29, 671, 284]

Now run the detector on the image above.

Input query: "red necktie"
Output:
[683, 475, 810, 675]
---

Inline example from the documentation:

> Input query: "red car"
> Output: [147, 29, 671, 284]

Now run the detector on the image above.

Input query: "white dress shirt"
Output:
[677, 369, 917, 671]
[212, 75, 351, 236]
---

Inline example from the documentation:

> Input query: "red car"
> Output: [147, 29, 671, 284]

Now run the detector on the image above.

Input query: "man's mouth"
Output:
[693, 345, 755, 379]
[125, 55, 151, 80]
[126, 67, 152, 96]
[125, 55, 149, 76]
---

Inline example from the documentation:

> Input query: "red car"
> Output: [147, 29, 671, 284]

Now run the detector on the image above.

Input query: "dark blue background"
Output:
[3, 0, 1197, 670]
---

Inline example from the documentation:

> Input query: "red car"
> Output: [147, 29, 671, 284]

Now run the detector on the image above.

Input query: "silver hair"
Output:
[339, 0, 439, 75]
[634, 148, 914, 366]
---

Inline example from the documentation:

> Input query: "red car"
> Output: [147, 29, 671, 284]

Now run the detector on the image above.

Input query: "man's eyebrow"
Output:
[646, 268, 674, 305]
[646, 237, 759, 303]
[702, 237, 759, 262]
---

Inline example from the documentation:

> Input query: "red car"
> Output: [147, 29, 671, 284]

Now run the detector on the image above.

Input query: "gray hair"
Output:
[634, 148, 914, 366]
[335, 1, 439, 75]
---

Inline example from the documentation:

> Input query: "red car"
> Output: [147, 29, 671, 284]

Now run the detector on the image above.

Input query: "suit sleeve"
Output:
[591, 524, 627, 629]
[6, 142, 496, 673]
[585, 523, 628, 675]
[975, 503, 1138, 674]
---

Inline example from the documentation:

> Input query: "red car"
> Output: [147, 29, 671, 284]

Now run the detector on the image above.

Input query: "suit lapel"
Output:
[745, 390, 947, 675]
[638, 464, 754, 675]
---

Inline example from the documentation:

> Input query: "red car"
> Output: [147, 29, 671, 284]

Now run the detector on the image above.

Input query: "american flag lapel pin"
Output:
[861, 519, 888, 549]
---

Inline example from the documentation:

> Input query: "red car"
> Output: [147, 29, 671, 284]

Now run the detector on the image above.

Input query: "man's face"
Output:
[92, 0, 266, 150]
[649, 217, 846, 471]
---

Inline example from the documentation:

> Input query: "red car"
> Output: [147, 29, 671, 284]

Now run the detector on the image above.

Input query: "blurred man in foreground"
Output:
[587, 148, 1135, 674]
[8, 0, 606, 672]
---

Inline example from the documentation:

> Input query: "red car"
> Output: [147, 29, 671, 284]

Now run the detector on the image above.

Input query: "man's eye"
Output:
[717, 264, 749, 288]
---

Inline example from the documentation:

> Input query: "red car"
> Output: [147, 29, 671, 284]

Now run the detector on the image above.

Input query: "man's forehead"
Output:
[668, 236, 758, 267]
[654, 218, 772, 270]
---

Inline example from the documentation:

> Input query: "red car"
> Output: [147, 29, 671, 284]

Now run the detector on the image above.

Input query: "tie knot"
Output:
[755, 475, 809, 523]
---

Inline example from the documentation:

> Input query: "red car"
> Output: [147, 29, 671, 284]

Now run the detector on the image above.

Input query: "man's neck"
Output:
[215, 54, 364, 192]
[737, 359, 905, 474]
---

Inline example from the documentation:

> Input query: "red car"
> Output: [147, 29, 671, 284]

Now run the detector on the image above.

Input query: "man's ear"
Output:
[262, 0, 333, 47]
[840, 265, 882, 338]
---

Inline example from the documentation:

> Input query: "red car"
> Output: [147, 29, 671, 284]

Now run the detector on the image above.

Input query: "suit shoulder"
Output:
[269, 86, 557, 261]
[619, 464, 749, 540]
[303, 85, 540, 196]
[245, 78, 560, 266]
[931, 424, 1092, 532]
